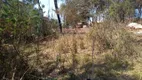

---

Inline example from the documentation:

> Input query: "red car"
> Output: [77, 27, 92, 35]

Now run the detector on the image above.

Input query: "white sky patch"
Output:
[40, 0, 63, 19]
[19, 0, 63, 19]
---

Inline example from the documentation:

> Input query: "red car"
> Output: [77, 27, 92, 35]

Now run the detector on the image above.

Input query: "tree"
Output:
[61, 0, 135, 23]
[135, 0, 142, 19]
[90, 0, 109, 22]
[0, 0, 44, 79]
[60, 0, 92, 27]
[54, 0, 62, 33]
[108, 0, 134, 22]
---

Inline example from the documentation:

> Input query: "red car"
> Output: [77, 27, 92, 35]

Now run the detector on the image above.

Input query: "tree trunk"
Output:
[37, 0, 44, 36]
[140, 7, 142, 18]
[54, 0, 62, 33]
[138, 7, 141, 20]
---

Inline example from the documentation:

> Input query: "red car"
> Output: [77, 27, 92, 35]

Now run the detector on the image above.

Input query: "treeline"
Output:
[60, 0, 142, 26]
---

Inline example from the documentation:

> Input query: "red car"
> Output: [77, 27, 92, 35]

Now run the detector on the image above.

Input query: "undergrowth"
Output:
[1, 22, 142, 80]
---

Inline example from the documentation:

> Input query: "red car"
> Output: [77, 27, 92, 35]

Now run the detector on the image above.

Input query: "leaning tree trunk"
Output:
[54, 0, 62, 33]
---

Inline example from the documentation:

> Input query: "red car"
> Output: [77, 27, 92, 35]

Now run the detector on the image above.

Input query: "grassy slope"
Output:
[24, 26, 142, 80]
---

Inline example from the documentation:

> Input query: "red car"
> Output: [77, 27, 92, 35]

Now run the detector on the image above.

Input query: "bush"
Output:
[85, 21, 139, 79]
[88, 21, 138, 58]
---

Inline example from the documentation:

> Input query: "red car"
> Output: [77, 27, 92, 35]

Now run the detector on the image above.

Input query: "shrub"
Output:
[88, 21, 138, 58]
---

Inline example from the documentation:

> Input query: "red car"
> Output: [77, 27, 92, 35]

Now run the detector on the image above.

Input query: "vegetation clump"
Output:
[0, 0, 142, 80]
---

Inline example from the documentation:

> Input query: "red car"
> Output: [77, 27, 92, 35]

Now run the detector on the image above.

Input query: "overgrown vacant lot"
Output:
[21, 22, 142, 80]
[1, 0, 142, 80]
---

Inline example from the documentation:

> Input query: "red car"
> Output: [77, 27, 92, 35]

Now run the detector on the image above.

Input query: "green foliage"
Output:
[0, 0, 58, 79]
[42, 18, 58, 36]
[60, 0, 92, 26]
[88, 21, 138, 58]
[108, 0, 134, 22]
[0, 0, 42, 43]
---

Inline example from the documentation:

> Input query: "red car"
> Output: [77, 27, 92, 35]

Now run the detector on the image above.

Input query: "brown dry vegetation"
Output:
[19, 21, 142, 80]
[62, 27, 90, 34]
[1, 0, 142, 80]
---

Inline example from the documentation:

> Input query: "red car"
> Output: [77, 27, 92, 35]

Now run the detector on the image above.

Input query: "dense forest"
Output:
[0, 0, 142, 80]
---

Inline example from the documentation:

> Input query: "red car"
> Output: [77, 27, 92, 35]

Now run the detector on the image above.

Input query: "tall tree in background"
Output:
[90, 0, 109, 22]
[108, 0, 134, 22]
[60, 0, 81, 27]
[60, 0, 92, 27]
[54, 0, 62, 33]
[61, 0, 136, 23]
[135, 0, 142, 19]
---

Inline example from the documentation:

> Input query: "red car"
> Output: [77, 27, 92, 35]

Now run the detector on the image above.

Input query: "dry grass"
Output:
[21, 21, 142, 80]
